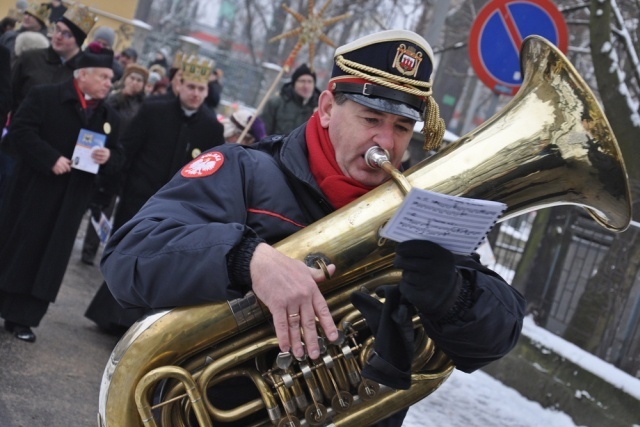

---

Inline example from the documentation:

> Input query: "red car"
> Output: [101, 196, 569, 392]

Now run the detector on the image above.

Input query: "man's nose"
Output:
[373, 124, 395, 151]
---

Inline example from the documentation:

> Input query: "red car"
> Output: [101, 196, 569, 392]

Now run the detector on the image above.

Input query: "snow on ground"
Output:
[404, 369, 581, 427]
[522, 316, 640, 400]
[402, 316, 640, 426]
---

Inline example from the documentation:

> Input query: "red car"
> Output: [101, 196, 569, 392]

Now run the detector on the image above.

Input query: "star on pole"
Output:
[237, 1, 349, 144]
[269, 0, 351, 72]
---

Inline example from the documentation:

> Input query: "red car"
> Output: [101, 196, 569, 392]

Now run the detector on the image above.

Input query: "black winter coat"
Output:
[83, 97, 225, 331]
[114, 97, 225, 231]
[0, 45, 10, 127]
[0, 79, 122, 302]
[10, 46, 80, 112]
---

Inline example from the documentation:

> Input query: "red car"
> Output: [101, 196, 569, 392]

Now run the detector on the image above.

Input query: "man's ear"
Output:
[317, 90, 334, 128]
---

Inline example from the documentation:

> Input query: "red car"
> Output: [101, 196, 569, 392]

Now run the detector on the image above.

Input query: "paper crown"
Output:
[25, 2, 49, 27]
[181, 55, 213, 84]
[61, 4, 97, 37]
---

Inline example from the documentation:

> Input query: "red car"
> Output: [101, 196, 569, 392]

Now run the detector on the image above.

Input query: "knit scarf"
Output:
[306, 112, 374, 209]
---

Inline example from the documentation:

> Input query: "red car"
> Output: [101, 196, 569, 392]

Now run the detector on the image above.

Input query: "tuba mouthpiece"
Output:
[365, 146, 413, 195]
[365, 146, 391, 169]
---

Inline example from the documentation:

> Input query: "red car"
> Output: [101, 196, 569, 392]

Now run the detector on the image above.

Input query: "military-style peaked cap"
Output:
[329, 29, 435, 121]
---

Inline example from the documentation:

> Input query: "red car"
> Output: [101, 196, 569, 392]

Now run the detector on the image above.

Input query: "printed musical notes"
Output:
[380, 188, 507, 254]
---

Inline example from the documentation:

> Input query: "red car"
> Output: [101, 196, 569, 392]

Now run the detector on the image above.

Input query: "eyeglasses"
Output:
[53, 26, 73, 39]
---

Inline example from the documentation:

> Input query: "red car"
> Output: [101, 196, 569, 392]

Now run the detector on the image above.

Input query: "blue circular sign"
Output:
[469, 0, 568, 95]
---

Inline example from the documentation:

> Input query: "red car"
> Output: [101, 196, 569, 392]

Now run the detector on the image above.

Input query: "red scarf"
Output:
[73, 79, 99, 110]
[306, 112, 374, 209]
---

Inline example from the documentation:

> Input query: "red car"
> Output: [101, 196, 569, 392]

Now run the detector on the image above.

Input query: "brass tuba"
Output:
[97, 36, 631, 427]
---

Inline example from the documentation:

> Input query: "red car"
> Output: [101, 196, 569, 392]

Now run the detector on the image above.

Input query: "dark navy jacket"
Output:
[101, 123, 525, 374]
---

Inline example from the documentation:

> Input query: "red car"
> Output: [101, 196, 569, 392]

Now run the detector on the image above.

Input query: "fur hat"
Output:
[122, 63, 149, 85]
[77, 42, 114, 69]
[149, 63, 166, 79]
[291, 63, 316, 84]
[58, 3, 97, 47]
[14, 30, 49, 56]
[92, 26, 115, 48]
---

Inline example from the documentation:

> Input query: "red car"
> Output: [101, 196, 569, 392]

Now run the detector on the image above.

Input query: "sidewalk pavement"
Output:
[0, 218, 120, 427]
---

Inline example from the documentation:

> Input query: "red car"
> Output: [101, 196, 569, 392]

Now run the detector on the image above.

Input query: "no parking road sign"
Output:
[469, 0, 568, 95]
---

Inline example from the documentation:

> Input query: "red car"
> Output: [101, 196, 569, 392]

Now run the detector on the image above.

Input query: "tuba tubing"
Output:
[98, 35, 631, 426]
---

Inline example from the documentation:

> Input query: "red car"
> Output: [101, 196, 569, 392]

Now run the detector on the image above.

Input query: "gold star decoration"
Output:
[269, 0, 350, 72]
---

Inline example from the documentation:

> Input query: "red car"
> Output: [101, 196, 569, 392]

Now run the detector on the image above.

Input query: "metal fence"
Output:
[486, 209, 640, 377]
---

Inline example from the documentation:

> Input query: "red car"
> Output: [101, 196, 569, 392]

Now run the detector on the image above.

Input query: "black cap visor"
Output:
[344, 93, 422, 121]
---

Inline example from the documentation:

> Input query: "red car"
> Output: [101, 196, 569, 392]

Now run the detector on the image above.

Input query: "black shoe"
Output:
[4, 321, 36, 343]
[81, 257, 95, 266]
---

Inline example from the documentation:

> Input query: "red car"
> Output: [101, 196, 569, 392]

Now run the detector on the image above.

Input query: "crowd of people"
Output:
[0, 3, 526, 425]
[0, 1, 231, 341]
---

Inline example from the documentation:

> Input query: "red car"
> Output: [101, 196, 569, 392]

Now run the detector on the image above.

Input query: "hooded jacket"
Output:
[259, 83, 320, 136]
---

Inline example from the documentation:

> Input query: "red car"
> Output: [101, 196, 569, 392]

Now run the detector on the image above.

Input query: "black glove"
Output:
[394, 240, 460, 320]
[350, 285, 414, 390]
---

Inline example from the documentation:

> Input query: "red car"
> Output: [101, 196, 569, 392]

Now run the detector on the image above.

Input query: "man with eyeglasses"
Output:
[10, 3, 95, 112]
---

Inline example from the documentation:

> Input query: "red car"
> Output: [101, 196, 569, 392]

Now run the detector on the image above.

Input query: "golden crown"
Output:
[62, 4, 97, 36]
[25, 2, 50, 27]
[181, 55, 213, 84]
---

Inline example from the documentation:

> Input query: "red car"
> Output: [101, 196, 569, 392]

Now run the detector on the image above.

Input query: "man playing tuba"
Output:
[101, 29, 525, 426]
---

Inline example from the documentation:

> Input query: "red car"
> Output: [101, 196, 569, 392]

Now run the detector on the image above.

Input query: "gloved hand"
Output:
[394, 240, 460, 320]
[350, 285, 414, 390]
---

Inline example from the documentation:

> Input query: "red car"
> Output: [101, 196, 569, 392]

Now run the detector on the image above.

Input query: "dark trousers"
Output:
[82, 196, 118, 263]
[0, 291, 50, 327]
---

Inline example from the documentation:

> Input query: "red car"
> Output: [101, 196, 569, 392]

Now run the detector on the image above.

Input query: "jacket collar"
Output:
[45, 46, 81, 67]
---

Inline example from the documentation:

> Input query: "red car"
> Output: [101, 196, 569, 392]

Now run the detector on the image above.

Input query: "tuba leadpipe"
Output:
[98, 35, 631, 427]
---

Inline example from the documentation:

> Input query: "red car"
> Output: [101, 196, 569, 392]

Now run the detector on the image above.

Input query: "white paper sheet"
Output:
[71, 129, 106, 174]
[380, 188, 507, 254]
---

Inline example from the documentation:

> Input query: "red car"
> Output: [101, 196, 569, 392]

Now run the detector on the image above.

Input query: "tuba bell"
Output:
[97, 35, 631, 426]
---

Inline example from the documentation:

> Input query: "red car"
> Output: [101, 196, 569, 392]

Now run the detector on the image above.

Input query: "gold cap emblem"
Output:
[392, 44, 423, 77]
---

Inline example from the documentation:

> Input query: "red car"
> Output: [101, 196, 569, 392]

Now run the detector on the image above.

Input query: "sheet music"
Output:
[380, 188, 507, 255]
